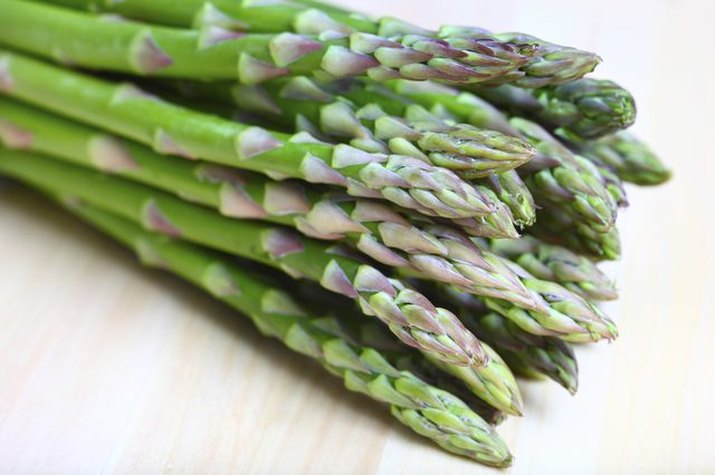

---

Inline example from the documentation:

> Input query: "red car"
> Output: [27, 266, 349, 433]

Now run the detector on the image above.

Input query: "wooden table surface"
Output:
[1, 1, 714, 473]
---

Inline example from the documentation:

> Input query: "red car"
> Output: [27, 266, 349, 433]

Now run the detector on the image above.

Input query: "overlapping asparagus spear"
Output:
[0, 49, 501, 220]
[0, 0, 575, 86]
[568, 131, 671, 185]
[52, 197, 514, 467]
[417, 284, 579, 393]
[530, 208, 622, 261]
[2, 146, 548, 414]
[168, 77, 538, 227]
[0, 98, 616, 344]
[169, 77, 536, 178]
[484, 236, 617, 301]
[0, 146, 489, 369]
[38, 0, 600, 88]
[474, 79, 637, 140]
[385, 80, 620, 231]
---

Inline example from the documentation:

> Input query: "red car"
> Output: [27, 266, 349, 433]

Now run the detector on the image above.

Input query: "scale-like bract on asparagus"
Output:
[0, 50, 500, 220]
[0, 147, 488, 369]
[58, 199, 514, 467]
[39, 0, 600, 88]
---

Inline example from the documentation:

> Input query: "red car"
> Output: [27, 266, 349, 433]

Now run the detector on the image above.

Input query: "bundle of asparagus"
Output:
[0, 0, 669, 467]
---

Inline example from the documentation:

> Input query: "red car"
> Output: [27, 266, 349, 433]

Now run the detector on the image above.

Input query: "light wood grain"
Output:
[1, 1, 714, 473]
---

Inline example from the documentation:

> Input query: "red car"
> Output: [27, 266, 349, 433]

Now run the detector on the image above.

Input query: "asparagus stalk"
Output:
[169, 77, 536, 178]
[510, 117, 618, 232]
[49, 197, 514, 466]
[419, 285, 579, 393]
[0, 98, 526, 303]
[0, 0, 532, 85]
[0, 147, 488, 369]
[263, 78, 538, 225]
[39, 0, 600, 87]
[530, 208, 622, 261]
[167, 78, 533, 232]
[391, 353, 508, 426]
[0, 50, 497, 220]
[288, 282, 519, 418]
[474, 79, 637, 140]
[384, 80, 619, 231]
[484, 236, 617, 301]
[0, 98, 615, 344]
[569, 131, 671, 186]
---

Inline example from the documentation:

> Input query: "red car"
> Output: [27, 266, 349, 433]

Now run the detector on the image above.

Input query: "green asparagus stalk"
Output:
[510, 117, 618, 232]
[0, 0, 532, 85]
[0, 147, 489, 369]
[466, 313, 578, 394]
[287, 282, 514, 421]
[0, 98, 526, 304]
[568, 131, 671, 186]
[530, 208, 622, 261]
[169, 77, 536, 178]
[251, 78, 538, 226]
[48, 197, 514, 466]
[0, 98, 616, 345]
[0, 50, 498, 220]
[375, 80, 619, 231]
[484, 236, 617, 301]
[391, 353, 508, 426]
[167, 78, 532, 233]
[474, 79, 637, 140]
[39, 0, 600, 87]
[274, 2, 602, 87]
[418, 285, 579, 393]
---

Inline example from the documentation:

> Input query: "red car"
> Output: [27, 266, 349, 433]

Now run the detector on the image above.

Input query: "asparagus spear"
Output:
[474, 79, 637, 140]
[0, 147, 489, 368]
[39, 0, 599, 88]
[167, 78, 535, 230]
[0, 98, 526, 302]
[47, 196, 514, 466]
[418, 285, 579, 393]
[0, 143, 617, 347]
[511, 117, 618, 232]
[0, 50, 497, 220]
[467, 313, 578, 394]
[0, 99, 615, 345]
[288, 282, 519, 419]
[484, 236, 617, 301]
[384, 80, 619, 232]
[264, 78, 538, 225]
[168, 77, 536, 178]
[530, 208, 622, 261]
[0, 0, 531, 85]
[569, 131, 671, 186]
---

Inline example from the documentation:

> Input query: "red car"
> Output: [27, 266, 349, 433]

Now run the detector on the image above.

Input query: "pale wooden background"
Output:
[1, 0, 714, 473]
